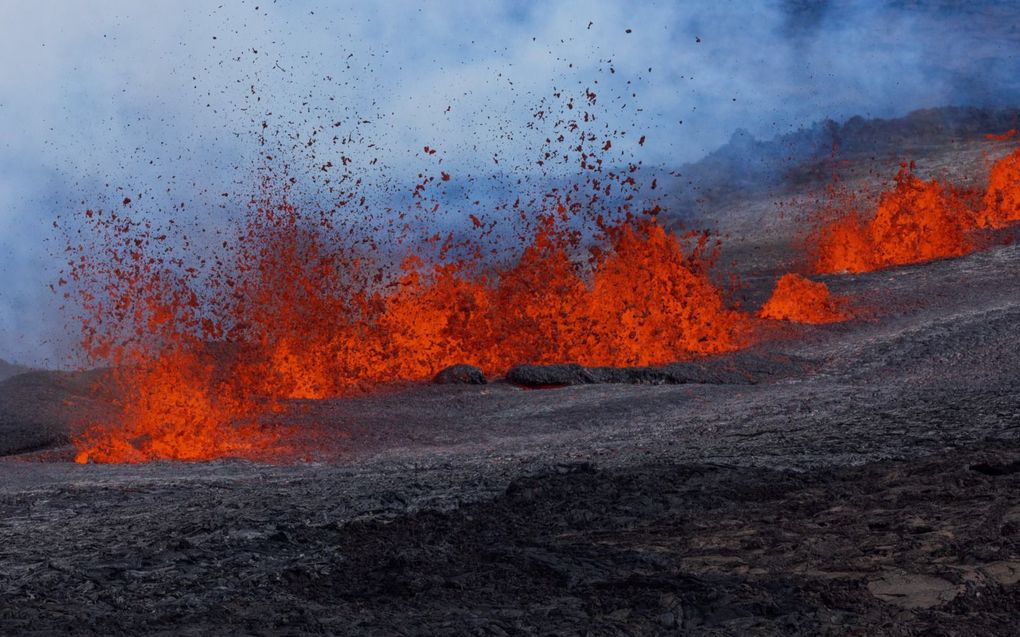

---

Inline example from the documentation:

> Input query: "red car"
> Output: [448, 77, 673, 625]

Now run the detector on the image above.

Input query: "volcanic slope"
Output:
[2, 149, 1020, 634]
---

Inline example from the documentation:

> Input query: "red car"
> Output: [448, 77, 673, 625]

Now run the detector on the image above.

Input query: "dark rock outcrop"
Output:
[433, 364, 487, 385]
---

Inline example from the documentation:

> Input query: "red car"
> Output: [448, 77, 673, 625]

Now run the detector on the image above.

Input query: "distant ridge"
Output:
[0, 359, 32, 383]
[666, 106, 1020, 216]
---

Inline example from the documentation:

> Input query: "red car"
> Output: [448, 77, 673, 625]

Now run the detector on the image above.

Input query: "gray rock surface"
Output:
[506, 352, 812, 387]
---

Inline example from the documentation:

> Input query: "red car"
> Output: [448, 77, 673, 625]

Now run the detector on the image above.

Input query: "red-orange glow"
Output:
[58, 88, 776, 464]
[811, 163, 978, 274]
[985, 129, 1018, 141]
[66, 197, 749, 464]
[584, 220, 747, 364]
[73, 351, 282, 464]
[978, 147, 1020, 228]
[757, 273, 850, 324]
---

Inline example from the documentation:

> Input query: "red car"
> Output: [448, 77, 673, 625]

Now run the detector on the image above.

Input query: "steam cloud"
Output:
[1, 0, 1018, 366]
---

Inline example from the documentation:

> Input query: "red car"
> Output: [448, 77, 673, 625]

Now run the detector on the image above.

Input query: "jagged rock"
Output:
[433, 364, 487, 385]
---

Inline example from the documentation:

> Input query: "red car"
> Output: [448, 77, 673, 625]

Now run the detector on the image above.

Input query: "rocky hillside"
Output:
[665, 106, 1020, 218]
[0, 358, 30, 383]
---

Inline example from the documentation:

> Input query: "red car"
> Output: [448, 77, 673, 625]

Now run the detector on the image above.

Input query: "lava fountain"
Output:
[62, 97, 752, 463]
[979, 147, 1020, 229]
[809, 138, 1020, 274]
[810, 162, 979, 274]
[758, 273, 850, 324]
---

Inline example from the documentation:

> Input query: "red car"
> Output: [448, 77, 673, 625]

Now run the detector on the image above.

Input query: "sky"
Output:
[1, 0, 1019, 366]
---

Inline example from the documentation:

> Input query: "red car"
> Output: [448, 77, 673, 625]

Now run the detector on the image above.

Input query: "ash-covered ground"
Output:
[1, 140, 1019, 635]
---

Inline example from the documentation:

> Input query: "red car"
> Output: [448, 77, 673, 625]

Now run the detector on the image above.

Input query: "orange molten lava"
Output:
[811, 163, 978, 274]
[66, 192, 749, 463]
[757, 273, 850, 324]
[985, 129, 1018, 141]
[979, 147, 1020, 229]
[73, 351, 282, 464]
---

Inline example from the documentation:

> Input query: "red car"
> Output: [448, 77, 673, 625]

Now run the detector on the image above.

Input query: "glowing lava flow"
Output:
[979, 147, 1020, 228]
[62, 78, 771, 465]
[65, 196, 750, 463]
[72, 112, 1020, 463]
[73, 351, 282, 464]
[811, 162, 979, 274]
[757, 273, 850, 324]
